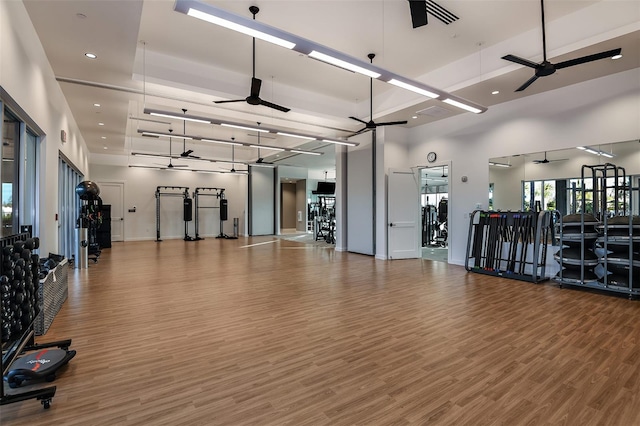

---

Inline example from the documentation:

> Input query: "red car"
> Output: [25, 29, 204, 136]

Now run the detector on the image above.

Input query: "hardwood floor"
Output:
[2, 236, 639, 425]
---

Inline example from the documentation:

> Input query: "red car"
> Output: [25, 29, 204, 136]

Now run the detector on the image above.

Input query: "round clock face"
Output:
[427, 152, 437, 163]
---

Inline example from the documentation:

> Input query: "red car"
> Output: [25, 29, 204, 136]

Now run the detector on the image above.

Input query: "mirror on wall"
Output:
[489, 139, 640, 215]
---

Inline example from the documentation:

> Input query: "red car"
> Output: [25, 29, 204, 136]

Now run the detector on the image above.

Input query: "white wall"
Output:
[1, 1, 90, 255]
[408, 69, 640, 265]
[90, 164, 247, 241]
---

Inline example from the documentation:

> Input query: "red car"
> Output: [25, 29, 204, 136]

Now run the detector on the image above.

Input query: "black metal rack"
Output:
[1, 232, 71, 409]
[155, 186, 191, 242]
[465, 210, 553, 283]
[554, 163, 639, 298]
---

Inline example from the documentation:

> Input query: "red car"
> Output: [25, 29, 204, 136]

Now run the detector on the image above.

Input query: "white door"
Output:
[388, 169, 420, 259]
[97, 182, 124, 241]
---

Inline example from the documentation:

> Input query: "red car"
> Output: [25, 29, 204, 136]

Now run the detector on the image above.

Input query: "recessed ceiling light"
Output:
[101, 136, 106, 139]
[491, 90, 500, 95]
[98, 122, 104, 126]
[103, 146, 108, 150]
[611, 54, 622, 60]
[93, 103, 101, 107]
[85, 52, 97, 59]
[412, 116, 418, 119]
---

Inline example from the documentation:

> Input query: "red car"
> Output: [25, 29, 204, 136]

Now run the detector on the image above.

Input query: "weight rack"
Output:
[465, 210, 553, 283]
[155, 186, 191, 242]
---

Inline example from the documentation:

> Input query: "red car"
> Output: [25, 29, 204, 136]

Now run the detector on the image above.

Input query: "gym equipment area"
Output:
[1, 232, 75, 410]
[193, 187, 237, 240]
[465, 210, 553, 283]
[422, 198, 448, 248]
[554, 163, 639, 298]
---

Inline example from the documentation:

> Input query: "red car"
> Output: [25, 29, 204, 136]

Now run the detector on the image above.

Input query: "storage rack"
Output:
[465, 210, 553, 283]
[1, 232, 70, 409]
[554, 163, 639, 298]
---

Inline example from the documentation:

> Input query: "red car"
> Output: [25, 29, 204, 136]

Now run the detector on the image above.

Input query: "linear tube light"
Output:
[322, 139, 357, 147]
[174, 0, 487, 113]
[186, 8, 295, 49]
[276, 132, 316, 140]
[578, 146, 614, 158]
[200, 138, 242, 147]
[147, 110, 211, 124]
[141, 131, 193, 140]
[388, 79, 439, 99]
[442, 98, 483, 114]
[249, 145, 284, 152]
[221, 123, 270, 133]
[489, 162, 511, 168]
[308, 51, 380, 79]
[290, 150, 321, 156]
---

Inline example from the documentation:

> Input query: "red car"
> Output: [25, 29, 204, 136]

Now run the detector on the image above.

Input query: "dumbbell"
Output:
[13, 241, 25, 253]
[21, 248, 31, 261]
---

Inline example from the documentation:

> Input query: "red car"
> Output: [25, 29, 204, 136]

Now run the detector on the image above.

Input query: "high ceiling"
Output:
[22, 0, 640, 172]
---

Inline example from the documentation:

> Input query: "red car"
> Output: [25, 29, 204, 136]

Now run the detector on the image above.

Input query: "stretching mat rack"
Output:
[465, 210, 553, 283]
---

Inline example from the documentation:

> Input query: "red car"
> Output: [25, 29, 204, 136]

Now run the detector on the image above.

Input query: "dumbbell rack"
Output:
[465, 210, 553, 283]
[554, 163, 639, 298]
[1, 232, 70, 409]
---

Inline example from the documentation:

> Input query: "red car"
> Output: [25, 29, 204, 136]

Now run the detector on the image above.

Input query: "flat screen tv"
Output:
[315, 181, 335, 195]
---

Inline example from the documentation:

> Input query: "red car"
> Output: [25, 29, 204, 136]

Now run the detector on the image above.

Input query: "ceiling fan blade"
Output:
[515, 75, 539, 92]
[554, 48, 621, 70]
[349, 116, 368, 125]
[376, 120, 409, 127]
[348, 127, 370, 138]
[259, 99, 291, 113]
[502, 54, 540, 69]
[214, 99, 245, 104]
[250, 77, 262, 98]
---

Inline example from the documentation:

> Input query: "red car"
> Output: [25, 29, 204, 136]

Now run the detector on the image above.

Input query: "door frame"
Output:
[419, 161, 452, 263]
[96, 180, 125, 242]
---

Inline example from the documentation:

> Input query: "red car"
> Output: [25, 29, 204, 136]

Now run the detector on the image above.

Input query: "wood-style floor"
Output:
[2, 236, 639, 425]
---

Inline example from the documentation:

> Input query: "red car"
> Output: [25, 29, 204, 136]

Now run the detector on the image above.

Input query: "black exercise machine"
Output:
[155, 186, 194, 242]
[192, 187, 236, 240]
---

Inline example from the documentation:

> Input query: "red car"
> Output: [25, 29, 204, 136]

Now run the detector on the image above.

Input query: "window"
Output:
[2, 108, 19, 236]
[58, 156, 83, 259]
[522, 179, 557, 212]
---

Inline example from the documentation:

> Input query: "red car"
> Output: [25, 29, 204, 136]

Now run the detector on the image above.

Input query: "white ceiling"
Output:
[22, 0, 640, 173]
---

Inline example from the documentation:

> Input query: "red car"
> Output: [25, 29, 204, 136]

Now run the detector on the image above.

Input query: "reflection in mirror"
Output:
[421, 166, 449, 261]
[489, 139, 640, 216]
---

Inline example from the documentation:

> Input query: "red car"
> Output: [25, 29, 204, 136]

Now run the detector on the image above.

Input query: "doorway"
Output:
[420, 165, 449, 262]
[97, 181, 124, 242]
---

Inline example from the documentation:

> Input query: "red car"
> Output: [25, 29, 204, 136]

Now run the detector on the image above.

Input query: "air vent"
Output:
[416, 105, 451, 118]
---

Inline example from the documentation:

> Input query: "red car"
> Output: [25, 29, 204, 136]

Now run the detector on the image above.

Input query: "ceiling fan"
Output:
[213, 6, 291, 113]
[156, 130, 188, 169]
[350, 54, 407, 136]
[532, 151, 568, 164]
[220, 144, 248, 174]
[179, 109, 200, 159]
[502, 0, 621, 92]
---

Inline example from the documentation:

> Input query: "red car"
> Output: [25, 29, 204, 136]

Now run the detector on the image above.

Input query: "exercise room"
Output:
[2, 0, 639, 424]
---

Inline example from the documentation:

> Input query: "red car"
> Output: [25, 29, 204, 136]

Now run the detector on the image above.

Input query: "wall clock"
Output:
[427, 152, 437, 163]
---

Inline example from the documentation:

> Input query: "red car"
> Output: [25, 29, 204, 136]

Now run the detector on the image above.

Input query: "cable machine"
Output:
[192, 187, 235, 240]
[155, 186, 193, 242]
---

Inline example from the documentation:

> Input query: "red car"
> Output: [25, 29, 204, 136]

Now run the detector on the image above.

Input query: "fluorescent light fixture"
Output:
[93, 103, 101, 107]
[388, 79, 439, 99]
[322, 139, 357, 147]
[489, 162, 511, 168]
[290, 150, 321, 156]
[277, 132, 316, 140]
[200, 138, 242, 146]
[186, 8, 295, 49]
[250, 145, 284, 152]
[491, 91, 500, 95]
[579, 145, 615, 158]
[148, 111, 211, 124]
[443, 98, 483, 114]
[98, 122, 105, 126]
[131, 152, 163, 159]
[141, 131, 193, 140]
[221, 123, 269, 133]
[85, 52, 97, 59]
[309, 51, 380, 79]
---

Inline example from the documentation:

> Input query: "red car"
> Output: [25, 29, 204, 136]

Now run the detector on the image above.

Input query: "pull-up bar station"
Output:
[193, 187, 236, 240]
[155, 186, 194, 242]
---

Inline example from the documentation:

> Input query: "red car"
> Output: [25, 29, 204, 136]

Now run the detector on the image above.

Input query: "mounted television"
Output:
[314, 181, 335, 195]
